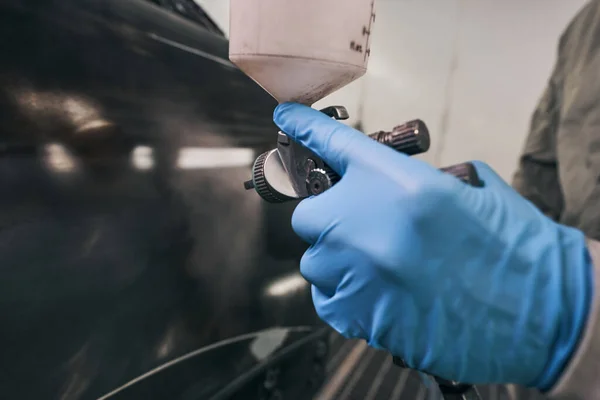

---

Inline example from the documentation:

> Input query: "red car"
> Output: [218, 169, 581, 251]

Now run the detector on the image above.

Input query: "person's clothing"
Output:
[546, 239, 600, 399]
[513, 0, 600, 240]
[512, 1, 600, 398]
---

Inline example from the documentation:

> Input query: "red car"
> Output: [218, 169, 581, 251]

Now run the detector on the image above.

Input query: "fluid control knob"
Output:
[321, 119, 433, 185]
[368, 119, 431, 155]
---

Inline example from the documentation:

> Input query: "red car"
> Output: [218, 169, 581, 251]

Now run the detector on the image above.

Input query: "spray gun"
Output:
[229, 0, 483, 398]
[242, 105, 481, 202]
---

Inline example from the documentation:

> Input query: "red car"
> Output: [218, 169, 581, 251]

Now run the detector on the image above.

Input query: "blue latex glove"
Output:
[273, 103, 594, 389]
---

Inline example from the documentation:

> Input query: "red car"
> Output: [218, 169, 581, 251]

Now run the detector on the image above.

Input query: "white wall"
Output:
[359, 0, 586, 180]
[195, 0, 230, 35]
[199, 0, 587, 180]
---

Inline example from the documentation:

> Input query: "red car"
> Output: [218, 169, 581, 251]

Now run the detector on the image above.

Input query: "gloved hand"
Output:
[273, 103, 594, 389]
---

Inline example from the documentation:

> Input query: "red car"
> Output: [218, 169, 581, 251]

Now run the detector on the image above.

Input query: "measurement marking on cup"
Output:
[350, 41, 364, 53]
[364, 0, 376, 61]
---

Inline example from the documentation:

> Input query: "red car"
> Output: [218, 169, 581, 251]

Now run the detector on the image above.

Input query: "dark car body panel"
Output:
[0, 0, 322, 399]
[102, 327, 327, 400]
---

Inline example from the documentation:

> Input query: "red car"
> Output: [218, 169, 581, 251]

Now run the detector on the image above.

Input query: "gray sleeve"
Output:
[546, 238, 600, 399]
[511, 36, 565, 222]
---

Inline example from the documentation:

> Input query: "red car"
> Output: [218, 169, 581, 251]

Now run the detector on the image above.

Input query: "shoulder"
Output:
[558, 1, 600, 52]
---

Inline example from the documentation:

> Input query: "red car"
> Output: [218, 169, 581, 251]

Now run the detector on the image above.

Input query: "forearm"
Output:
[546, 238, 600, 399]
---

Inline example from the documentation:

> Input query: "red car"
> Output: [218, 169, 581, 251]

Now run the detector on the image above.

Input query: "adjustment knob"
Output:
[306, 167, 339, 196]
[245, 150, 296, 203]
[369, 119, 430, 156]
[249, 151, 285, 203]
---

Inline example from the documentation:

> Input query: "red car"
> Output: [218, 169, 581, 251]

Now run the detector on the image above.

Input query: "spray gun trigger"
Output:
[319, 106, 349, 120]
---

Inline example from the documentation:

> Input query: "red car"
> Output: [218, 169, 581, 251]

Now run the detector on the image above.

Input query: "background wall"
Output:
[195, 0, 230, 34]
[198, 0, 587, 180]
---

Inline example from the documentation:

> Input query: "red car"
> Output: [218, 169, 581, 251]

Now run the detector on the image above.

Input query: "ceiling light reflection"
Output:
[44, 143, 76, 173]
[132, 146, 155, 170]
[265, 273, 308, 297]
[176, 147, 254, 170]
[250, 328, 288, 361]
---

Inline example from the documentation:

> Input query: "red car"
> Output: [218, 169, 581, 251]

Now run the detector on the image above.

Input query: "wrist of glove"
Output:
[273, 102, 593, 390]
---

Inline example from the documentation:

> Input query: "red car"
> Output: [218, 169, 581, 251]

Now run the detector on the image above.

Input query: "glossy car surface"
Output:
[0, 0, 326, 398]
